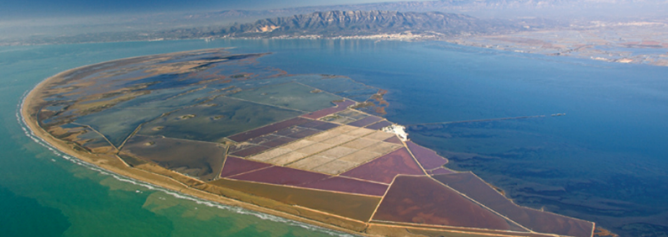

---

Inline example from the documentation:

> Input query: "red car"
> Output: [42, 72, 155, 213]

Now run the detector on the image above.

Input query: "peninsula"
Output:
[22, 48, 596, 237]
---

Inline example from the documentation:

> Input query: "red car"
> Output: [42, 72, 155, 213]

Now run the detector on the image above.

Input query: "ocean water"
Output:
[1, 39, 667, 236]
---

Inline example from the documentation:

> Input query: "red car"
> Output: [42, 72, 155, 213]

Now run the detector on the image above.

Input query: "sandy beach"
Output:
[21, 56, 590, 237]
[19, 68, 371, 236]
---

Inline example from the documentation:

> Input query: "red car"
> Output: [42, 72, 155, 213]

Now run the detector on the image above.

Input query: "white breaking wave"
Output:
[16, 89, 355, 237]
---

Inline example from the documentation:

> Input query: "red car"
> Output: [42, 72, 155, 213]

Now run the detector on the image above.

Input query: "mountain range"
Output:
[160, 10, 526, 39]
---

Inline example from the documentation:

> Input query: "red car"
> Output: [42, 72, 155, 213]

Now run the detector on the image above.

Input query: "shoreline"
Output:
[20, 54, 597, 237]
[19, 67, 366, 236]
[3, 35, 666, 68]
[22, 67, 545, 237]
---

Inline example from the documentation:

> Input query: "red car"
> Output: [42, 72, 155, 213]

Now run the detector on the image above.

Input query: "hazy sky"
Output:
[0, 0, 421, 19]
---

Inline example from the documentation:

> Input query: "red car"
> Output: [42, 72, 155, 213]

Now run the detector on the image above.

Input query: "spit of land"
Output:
[22, 48, 596, 237]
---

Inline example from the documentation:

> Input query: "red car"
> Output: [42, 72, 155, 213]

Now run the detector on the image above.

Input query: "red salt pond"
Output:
[341, 148, 424, 184]
[405, 141, 448, 170]
[428, 167, 455, 175]
[260, 136, 296, 147]
[301, 100, 355, 119]
[220, 156, 271, 177]
[383, 136, 402, 144]
[366, 120, 392, 130]
[298, 176, 389, 196]
[229, 166, 329, 186]
[372, 175, 520, 231]
[347, 116, 383, 127]
[275, 125, 312, 136]
[227, 117, 311, 142]
[298, 120, 336, 129]
[309, 122, 339, 131]
[433, 172, 595, 237]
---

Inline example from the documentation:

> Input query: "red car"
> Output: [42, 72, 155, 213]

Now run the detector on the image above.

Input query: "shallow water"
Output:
[1, 39, 667, 236]
[0, 41, 350, 237]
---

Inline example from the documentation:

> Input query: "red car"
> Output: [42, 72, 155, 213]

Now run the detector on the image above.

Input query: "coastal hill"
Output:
[161, 10, 521, 39]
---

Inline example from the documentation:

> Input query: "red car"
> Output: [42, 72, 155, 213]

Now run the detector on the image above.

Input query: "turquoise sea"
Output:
[1, 39, 667, 236]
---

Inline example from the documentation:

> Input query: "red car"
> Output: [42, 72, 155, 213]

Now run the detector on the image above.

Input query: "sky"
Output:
[0, 0, 420, 19]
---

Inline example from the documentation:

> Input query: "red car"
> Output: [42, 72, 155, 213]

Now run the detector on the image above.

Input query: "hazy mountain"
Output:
[181, 0, 668, 21]
[161, 10, 524, 39]
[3, 0, 664, 45]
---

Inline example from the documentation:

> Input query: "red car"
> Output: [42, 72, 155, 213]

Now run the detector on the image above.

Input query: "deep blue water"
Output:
[234, 40, 668, 236]
[1, 39, 667, 236]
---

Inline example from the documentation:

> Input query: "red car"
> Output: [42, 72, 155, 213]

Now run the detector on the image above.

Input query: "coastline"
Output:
[20, 67, 367, 236]
[20, 53, 597, 237]
[4, 35, 666, 68]
[22, 80, 544, 237]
